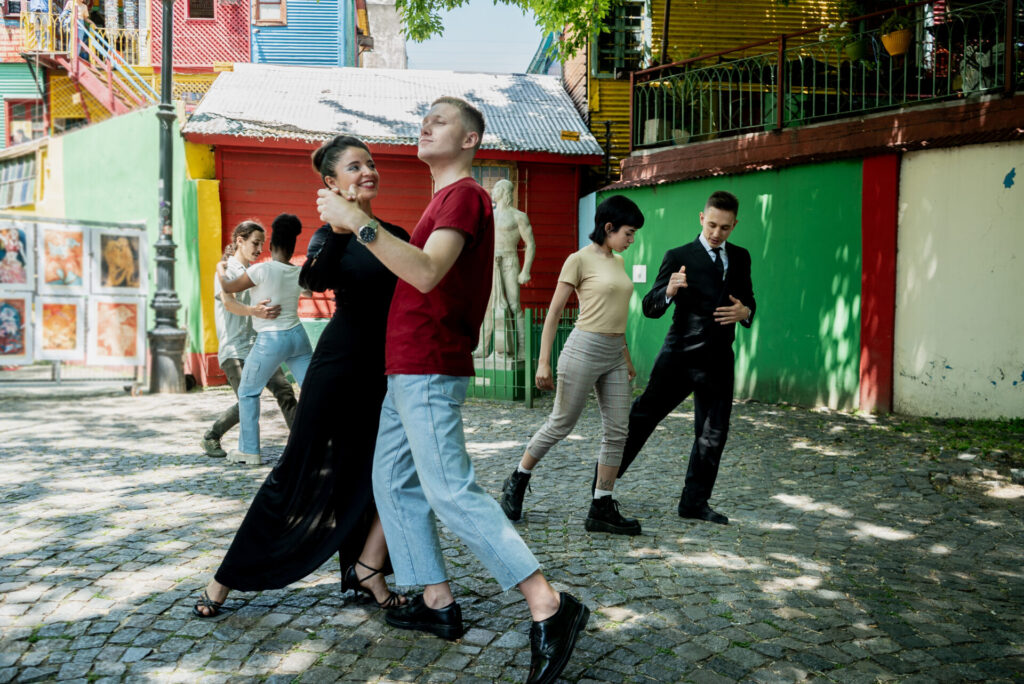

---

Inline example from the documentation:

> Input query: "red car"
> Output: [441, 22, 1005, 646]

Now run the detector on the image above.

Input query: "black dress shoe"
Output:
[678, 503, 729, 525]
[384, 594, 465, 640]
[527, 592, 590, 684]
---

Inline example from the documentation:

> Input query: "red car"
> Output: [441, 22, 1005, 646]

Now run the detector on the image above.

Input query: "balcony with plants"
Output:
[632, 0, 1023, 150]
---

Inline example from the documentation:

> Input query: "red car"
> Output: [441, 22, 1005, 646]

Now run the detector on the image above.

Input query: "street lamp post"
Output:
[147, 0, 187, 393]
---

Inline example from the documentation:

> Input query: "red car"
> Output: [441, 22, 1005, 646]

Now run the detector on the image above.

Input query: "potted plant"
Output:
[880, 12, 913, 57]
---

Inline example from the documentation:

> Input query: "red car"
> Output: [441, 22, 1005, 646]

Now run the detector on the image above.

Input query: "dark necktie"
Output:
[712, 247, 725, 280]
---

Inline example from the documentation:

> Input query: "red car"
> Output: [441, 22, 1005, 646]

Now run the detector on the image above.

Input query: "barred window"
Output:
[188, 0, 214, 18]
[595, 0, 645, 77]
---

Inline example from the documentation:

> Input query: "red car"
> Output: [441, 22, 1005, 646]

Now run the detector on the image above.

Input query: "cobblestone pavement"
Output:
[1, 388, 1022, 683]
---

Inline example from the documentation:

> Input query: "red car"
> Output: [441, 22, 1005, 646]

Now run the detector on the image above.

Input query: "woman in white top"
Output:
[220, 213, 313, 462]
[499, 195, 646, 535]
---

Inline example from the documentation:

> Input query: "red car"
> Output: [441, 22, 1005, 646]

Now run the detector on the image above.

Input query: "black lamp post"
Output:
[147, 0, 187, 393]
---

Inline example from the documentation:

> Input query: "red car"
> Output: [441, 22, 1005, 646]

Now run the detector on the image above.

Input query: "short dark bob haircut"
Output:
[588, 195, 645, 245]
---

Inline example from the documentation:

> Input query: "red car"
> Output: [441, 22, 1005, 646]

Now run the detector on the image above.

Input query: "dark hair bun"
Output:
[271, 213, 302, 239]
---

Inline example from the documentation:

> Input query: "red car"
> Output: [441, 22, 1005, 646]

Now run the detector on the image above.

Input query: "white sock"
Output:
[517, 465, 533, 475]
[594, 488, 613, 499]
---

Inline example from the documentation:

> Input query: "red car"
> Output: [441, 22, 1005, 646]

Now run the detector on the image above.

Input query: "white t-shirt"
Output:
[213, 256, 255, 364]
[247, 260, 302, 333]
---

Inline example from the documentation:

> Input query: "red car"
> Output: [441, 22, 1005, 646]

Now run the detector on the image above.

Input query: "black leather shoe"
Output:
[678, 503, 729, 525]
[500, 469, 531, 522]
[384, 594, 464, 640]
[527, 592, 590, 684]
[584, 497, 642, 535]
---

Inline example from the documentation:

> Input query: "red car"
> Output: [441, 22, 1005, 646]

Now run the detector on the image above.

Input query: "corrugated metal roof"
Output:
[182, 63, 604, 157]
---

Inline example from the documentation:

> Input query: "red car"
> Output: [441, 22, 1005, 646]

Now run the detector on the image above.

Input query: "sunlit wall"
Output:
[605, 160, 863, 409]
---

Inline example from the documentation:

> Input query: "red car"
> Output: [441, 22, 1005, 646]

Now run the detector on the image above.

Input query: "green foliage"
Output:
[880, 11, 913, 34]
[395, 0, 615, 59]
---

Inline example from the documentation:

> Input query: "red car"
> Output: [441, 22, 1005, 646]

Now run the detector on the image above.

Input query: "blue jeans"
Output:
[237, 326, 312, 454]
[372, 374, 539, 591]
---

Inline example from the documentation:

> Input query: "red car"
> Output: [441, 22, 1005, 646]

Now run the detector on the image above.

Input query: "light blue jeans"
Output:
[372, 374, 540, 591]
[237, 325, 312, 455]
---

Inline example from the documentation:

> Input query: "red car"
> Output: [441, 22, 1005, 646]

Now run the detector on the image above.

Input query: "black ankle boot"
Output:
[500, 469, 531, 522]
[585, 497, 642, 535]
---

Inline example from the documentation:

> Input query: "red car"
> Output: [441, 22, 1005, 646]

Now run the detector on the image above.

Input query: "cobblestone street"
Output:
[1, 388, 1022, 683]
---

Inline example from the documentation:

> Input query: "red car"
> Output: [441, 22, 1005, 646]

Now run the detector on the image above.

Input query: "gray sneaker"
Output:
[201, 435, 227, 458]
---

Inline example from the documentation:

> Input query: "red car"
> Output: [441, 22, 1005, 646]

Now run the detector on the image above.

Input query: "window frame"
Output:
[592, 0, 645, 79]
[5, 99, 46, 148]
[252, 0, 286, 26]
[4, 0, 24, 18]
[186, 0, 216, 21]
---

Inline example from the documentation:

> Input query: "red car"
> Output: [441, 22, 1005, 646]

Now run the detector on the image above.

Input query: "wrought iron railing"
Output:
[632, 0, 1022, 149]
[20, 11, 150, 68]
[467, 305, 579, 406]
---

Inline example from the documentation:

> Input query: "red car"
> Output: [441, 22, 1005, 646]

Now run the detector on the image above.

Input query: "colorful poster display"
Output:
[35, 296, 85, 361]
[0, 222, 34, 291]
[87, 296, 145, 365]
[91, 227, 148, 295]
[0, 294, 33, 365]
[38, 225, 88, 295]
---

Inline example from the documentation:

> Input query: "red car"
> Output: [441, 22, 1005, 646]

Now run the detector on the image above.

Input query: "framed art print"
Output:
[0, 220, 34, 291]
[87, 296, 145, 366]
[0, 294, 33, 365]
[38, 224, 88, 295]
[35, 296, 85, 361]
[91, 226, 147, 295]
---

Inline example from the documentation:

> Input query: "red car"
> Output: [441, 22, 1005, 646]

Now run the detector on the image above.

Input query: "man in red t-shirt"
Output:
[317, 97, 588, 684]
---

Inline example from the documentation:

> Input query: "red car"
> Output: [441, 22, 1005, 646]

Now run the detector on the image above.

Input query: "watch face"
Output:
[358, 223, 377, 243]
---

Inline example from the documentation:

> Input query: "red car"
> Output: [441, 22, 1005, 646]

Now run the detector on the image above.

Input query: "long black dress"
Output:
[215, 221, 408, 591]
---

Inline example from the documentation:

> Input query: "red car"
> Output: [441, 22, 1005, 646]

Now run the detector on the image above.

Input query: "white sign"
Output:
[632, 264, 647, 283]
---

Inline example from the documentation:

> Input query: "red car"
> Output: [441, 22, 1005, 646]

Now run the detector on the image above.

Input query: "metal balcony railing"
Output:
[632, 0, 1023, 150]
[20, 11, 150, 68]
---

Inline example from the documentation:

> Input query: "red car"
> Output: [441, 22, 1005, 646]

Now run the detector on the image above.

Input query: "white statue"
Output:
[477, 179, 536, 359]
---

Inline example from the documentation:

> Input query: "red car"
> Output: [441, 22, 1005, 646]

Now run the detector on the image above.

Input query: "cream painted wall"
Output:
[35, 137, 65, 218]
[894, 141, 1024, 418]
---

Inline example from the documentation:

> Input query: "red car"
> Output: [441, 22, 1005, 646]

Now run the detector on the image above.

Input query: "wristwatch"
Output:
[356, 218, 379, 245]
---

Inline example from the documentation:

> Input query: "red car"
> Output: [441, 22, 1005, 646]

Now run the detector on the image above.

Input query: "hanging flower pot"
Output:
[881, 28, 912, 56]
[843, 38, 866, 61]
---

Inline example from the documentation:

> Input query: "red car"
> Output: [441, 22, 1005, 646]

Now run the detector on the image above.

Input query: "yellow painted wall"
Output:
[586, 75, 633, 176]
[49, 73, 113, 123]
[185, 141, 216, 180]
[651, 0, 841, 65]
[894, 141, 1024, 418]
[195, 178, 222, 355]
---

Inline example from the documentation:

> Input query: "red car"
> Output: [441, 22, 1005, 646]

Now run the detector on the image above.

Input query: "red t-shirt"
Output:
[385, 177, 495, 377]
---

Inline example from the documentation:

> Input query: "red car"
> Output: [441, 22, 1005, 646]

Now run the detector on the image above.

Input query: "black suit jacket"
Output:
[641, 237, 756, 353]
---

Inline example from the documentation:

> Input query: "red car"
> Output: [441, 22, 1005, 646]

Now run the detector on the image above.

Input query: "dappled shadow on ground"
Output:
[0, 392, 1022, 682]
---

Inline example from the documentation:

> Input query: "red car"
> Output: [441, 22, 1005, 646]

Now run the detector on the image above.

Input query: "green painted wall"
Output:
[604, 160, 863, 409]
[61, 107, 202, 353]
[0, 63, 44, 149]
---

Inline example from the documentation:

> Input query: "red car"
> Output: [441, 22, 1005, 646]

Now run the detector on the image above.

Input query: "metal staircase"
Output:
[20, 12, 158, 120]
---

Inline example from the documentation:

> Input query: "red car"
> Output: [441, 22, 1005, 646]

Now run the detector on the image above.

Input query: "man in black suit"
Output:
[618, 190, 755, 525]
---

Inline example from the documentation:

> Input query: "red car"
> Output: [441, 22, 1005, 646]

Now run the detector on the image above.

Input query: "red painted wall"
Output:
[517, 162, 580, 310]
[218, 146, 584, 317]
[149, 0, 249, 67]
[859, 154, 899, 413]
[1, 22, 23, 63]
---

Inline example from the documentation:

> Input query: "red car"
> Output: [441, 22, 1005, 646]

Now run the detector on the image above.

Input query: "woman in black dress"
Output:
[193, 135, 409, 616]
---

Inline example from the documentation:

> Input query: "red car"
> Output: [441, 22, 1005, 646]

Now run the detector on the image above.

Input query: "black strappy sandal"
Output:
[192, 590, 230, 618]
[342, 560, 406, 610]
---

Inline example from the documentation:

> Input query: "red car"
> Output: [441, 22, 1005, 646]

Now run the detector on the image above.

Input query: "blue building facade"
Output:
[251, 0, 357, 67]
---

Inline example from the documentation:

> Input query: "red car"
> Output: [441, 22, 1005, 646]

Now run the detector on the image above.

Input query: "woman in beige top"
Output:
[499, 195, 646, 535]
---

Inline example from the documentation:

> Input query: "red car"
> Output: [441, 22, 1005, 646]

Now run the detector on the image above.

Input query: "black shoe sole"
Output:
[385, 613, 465, 641]
[678, 510, 729, 525]
[584, 517, 642, 535]
[531, 604, 591, 684]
